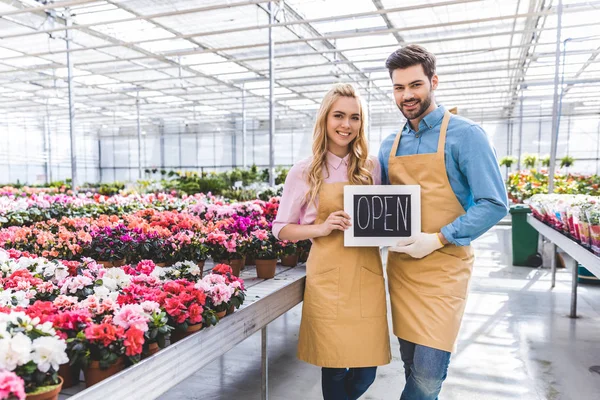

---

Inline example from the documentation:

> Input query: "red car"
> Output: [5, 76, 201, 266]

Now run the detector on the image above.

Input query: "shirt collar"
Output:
[326, 151, 350, 170]
[402, 105, 446, 134]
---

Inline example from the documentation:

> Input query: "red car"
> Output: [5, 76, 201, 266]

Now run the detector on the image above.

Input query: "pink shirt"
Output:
[272, 152, 382, 239]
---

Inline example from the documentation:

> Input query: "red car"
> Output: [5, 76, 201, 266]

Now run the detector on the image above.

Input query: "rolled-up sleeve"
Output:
[272, 163, 308, 240]
[440, 125, 509, 246]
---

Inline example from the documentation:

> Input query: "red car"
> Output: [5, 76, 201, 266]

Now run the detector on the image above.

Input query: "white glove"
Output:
[389, 232, 444, 259]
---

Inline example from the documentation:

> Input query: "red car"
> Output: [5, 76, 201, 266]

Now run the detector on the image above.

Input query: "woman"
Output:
[272, 83, 391, 400]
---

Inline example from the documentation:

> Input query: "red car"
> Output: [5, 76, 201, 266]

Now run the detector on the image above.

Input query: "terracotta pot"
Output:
[281, 253, 299, 267]
[215, 310, 227, 319]
[97, 258, 126, 268]
[245, 255, 256, 266]
[196, 260, 205, 277]
[83, 358, 125, 388]
[170, 323, 203, 343]
[256, 259, 277, 279]
[142, 342, 160, 359]
[58, 363, 78, 389]
[25, 376, 63, 400]
[227, 304, 235, 315]
[216, 257, 245, 277]
[155, 262, 168, 267]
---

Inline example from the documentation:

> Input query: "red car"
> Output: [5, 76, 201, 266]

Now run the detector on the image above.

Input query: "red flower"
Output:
[25, 301, 57, 324]
[123, 328, 145, 356]
[212, 264, 233, 275]
[84, 322, 124, 347]
[188, 303, 203, 325]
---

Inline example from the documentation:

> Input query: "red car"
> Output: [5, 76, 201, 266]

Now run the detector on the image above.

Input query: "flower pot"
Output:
[281, 253, 298, 267]
[142, 342, 160, 359]
[155, 262, 168, 267]
[58, 362, 78, 389]
[245, 255, 256, 266]
[216, 257, 245, 277]
[227, 304, 235, 315]
[256, 259, 277, 279]
[84, 358, 125, 388]
[26, 376, 63, 400]
[215, 310, 227, 319]
[170, 323, 203, 343]
[97, 258, 126, 268]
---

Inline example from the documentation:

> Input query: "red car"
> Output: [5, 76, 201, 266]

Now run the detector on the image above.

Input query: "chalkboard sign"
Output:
[344, 185, 421, 247]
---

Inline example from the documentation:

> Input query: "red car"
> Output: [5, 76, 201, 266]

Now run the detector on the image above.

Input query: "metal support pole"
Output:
[566, 116, 571, 155]
[43, 115, 51, 184]
[268, 1, 276, 186]
[570, 258, 578, 318]
[550, 242, 557, 288]
[517, 92, 524, 170]
[261, 326, 268, 400]
[367, 75, 372, 142]
[136, 93, 142, 179]
[597, 121, 600, 175]
[242, 85, 247, 168]
[65, 13, 77, 192]
[548, 0, 563, 193]
[537, 105, 542, 155]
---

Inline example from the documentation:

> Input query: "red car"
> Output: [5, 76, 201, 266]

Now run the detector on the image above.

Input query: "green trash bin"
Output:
[510, 205, 542, 267]
[577, 264, 600, 284]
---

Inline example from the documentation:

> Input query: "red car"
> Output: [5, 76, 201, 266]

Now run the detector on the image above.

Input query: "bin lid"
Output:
[509, 205, 532, 214]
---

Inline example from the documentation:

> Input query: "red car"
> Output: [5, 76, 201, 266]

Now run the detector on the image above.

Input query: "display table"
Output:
[527, 215, 600, 317]
[66, 264, 306, 400]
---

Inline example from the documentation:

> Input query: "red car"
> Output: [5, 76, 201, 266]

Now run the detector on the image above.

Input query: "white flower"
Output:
[0, 333, 32, 371]
[194, 280, 211, 293]
[31, 336, 68, 373]
[0, 249, 9, 264]
[102, 268, 131, 291]
[150, 267, 165, 279]
[93, 285, 111, 299]
[16, 257, 37, 270]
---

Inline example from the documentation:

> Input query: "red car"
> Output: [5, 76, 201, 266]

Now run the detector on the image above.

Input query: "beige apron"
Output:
[297, 181, 391, 367]
[386, 111, 474, 353]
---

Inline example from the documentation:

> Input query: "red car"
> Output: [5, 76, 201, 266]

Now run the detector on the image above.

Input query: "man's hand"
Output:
[389, 232, 444, 259]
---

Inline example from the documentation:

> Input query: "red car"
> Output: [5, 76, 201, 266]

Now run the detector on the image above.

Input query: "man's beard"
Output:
[397, 92, 432, 121]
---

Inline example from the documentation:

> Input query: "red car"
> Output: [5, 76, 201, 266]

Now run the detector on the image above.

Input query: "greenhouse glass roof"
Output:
[0, 0, 598, 130]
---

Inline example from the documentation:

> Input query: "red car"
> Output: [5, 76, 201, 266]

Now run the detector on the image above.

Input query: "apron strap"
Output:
[388, 123, 405, 164]
[437, 110, 451, 154]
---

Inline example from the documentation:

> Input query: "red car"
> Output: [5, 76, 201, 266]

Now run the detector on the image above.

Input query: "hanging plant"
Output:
[499, 156, 517, 168]
[541, 155, 551, 167]
[522, 153, 538, 169]
[560, 155, 575, 168]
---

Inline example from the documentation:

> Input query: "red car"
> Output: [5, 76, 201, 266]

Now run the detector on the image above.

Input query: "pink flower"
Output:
[252, 229, 269, 241]
[210, 283, 234, 306]
[114, 304, 150, 332]
[0, 370, 25, 400]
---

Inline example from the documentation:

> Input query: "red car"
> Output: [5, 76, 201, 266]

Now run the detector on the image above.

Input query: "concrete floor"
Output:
[160, 226, 600, 400]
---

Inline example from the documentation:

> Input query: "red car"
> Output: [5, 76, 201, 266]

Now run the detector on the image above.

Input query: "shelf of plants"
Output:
[0, 187, 309, 400]
[526, 194, 600, 318]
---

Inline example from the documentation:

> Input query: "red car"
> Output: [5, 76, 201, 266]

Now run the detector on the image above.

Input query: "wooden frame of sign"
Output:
[343, 185, 421, 247]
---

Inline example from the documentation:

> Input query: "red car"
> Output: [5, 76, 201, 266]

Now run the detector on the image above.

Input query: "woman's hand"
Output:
[318, 210, 351, 237]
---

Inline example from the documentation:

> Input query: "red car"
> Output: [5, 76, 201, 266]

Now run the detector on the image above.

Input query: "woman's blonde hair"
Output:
[304, 83, 373, 207]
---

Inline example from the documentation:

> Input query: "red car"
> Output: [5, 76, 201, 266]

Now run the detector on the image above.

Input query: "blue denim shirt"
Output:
[378, 105, 508, 246]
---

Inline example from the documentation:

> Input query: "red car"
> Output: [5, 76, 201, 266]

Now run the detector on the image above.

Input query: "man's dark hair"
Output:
[385, 44, 436, 80]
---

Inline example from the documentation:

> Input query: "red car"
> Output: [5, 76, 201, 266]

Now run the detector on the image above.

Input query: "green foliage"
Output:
[540, 155, 551, 167]
[521, 153, 538, 169]
[560, 155, 575, 168]
[499, 156, 517, 168]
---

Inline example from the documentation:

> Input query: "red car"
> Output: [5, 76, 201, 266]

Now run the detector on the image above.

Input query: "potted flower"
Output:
[138, 301, 172, 357]
[132, 231, 174, 267]
[197, 273, 234, 319]
[251, 229, 279, 279]
[0, 370, 26, 400]
[69, 319, 144, 387]
[210, 265, 247, 315]
[170, 231, 209, 272]
[207, 231, 248, 277]
[278, 240, 298, 267]
[86, 225, 132, 268]
[160, 280, 206, 343]
[151, 261, 203, 283]
[0, 311, 68, 400]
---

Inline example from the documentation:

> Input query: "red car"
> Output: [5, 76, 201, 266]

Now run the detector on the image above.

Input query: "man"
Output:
[378, 44, 508, 399]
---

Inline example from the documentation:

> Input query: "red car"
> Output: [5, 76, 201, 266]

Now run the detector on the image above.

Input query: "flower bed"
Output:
[0, 249, 247, 392]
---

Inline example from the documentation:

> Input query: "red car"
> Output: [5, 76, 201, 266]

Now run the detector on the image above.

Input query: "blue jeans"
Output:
[398, 338, 451, 400]
[321, 367, 377, 400]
